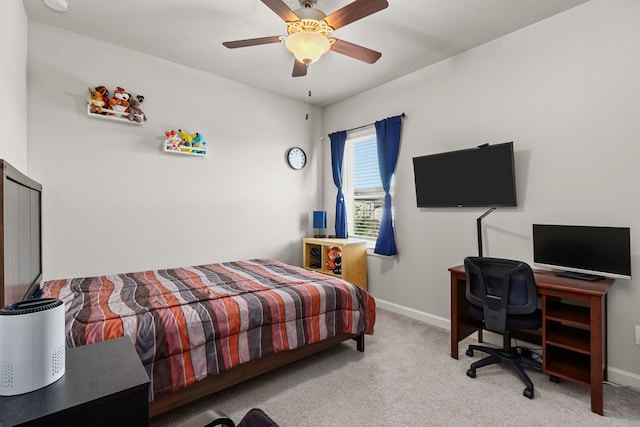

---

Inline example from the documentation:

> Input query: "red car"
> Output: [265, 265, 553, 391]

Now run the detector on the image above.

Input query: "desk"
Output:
[449, 265, 614, 416]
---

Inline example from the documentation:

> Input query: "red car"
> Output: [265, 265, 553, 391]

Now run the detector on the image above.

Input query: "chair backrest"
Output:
[464, 257, 537, 333]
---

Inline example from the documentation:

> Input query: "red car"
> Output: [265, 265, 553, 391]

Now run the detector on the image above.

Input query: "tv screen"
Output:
[533, 224, 632, 280]
[412, 142, 517, 208]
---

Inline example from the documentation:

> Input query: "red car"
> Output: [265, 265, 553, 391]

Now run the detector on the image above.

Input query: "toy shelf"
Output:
[302, 238, 367, 290]
[163, 142, 207, 157]
[87, 105, 144, 125]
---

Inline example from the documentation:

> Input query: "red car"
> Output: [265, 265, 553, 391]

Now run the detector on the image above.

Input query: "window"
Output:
[343, 126, 393, 245]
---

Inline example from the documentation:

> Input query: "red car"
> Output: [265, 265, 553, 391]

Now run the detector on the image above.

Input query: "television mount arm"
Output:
[477, 207, 496, 257]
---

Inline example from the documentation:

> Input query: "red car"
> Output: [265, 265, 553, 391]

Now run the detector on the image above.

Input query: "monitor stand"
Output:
[556, 271, 605, 282]
[476, 208, 496, 256]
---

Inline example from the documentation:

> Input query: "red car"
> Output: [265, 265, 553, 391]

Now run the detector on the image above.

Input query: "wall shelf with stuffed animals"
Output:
[163, 129, 207, 157]
[86, 85, 147, 125]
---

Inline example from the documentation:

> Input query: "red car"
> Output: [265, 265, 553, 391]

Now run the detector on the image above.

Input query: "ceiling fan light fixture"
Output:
[222, 0, 388, 76]
[285, 30, 331, 65]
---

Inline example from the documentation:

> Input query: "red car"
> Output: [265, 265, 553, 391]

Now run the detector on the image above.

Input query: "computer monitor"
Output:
[532, 224, 631, 280]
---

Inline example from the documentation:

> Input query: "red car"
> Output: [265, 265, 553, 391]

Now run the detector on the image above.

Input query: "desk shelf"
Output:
[542, 295, 596, 380]
[537, 278, 612, 415]
[545, 323, 591, 354]
[545, 347, 591, 386]
[545, 299, 590, 327]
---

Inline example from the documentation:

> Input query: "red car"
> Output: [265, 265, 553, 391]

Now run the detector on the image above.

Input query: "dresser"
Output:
[0, 337, 150, 426]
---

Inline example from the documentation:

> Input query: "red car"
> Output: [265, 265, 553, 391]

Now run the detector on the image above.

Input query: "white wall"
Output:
[0, 0, 28, 171]
[26, 22, 323, 280]
[323, 0, 640, 382]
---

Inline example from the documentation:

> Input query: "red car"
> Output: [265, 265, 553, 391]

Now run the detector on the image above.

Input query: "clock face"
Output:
[287, 147, 307, 170]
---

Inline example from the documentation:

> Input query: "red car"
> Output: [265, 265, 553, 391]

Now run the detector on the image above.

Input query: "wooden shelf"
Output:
[303, 238, 367, 290]
[538, 277, 613, 414]
[545, 349, 591, 386]
[545, 298, 590, 327]
[545, 322, 591, 354]
[542, 293, 595, 388]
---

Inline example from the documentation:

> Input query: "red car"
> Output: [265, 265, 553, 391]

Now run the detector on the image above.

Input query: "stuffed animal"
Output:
[127, 94, 147, 123]
[86, 87, 105, 114]
[327, 247, 342, 275]
[108, 86, 130, 118]
[164, 130, 181, 151]
[178, 129, 195, 152]
[178, 129, 194, 143]
[192, 133, 206, 154]
[93, 86, 109, 114]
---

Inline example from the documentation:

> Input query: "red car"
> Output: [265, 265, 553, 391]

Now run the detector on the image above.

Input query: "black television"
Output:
[533, 224, 632, 280]
[412, 142, 517, 208]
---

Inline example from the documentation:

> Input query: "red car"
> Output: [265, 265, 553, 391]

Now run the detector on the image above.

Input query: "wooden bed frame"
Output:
[149, 333, 364, 417]
[0, 159, 366, 418]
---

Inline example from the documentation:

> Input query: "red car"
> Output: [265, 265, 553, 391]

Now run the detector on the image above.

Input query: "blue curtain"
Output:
[329, 131, 348, 238]
[374, 115, 402, 255]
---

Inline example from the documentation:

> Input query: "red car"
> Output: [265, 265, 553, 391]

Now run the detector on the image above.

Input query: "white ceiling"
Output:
[24, 0, 590, 107]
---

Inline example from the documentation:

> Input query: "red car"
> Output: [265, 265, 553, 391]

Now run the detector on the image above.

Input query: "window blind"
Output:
[344, 126, 389, 240]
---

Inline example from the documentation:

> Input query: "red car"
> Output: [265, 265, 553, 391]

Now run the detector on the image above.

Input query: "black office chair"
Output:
[463, 256, 542, 399]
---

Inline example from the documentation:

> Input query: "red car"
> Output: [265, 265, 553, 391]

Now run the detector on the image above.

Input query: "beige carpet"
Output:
[150, 309, 640, 427]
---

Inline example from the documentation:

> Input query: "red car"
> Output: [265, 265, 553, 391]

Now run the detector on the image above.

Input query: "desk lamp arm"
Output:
[477, 207, 496, 257]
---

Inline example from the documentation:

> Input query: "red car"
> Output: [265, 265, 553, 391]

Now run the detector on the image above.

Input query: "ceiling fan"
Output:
[223, 0, 389, 77]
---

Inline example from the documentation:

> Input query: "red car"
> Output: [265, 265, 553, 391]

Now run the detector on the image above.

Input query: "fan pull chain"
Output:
[305, 90, 311, 120]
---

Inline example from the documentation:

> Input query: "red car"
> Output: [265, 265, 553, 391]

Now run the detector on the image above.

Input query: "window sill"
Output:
[366, 247, 398, 258]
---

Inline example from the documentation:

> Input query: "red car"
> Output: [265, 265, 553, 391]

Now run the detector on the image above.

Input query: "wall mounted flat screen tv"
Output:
[412, 142, 517, 207]
[533, 224, 632, 280]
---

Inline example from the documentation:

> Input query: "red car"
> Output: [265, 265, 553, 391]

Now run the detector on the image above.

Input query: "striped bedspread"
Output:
[41, 259, 376, 401]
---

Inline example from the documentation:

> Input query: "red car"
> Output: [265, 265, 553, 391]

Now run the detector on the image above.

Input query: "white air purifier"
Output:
[0, 298, 66, 396]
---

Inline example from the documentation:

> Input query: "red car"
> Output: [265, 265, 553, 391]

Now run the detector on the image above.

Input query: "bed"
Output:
[42, 259, 376, 415]
[0, 159, 376, 418]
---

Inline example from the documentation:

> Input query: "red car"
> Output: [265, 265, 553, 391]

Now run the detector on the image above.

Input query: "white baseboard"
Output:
[375, 298, 451, 331]
[608, 367, 640, 390]
[374, 298, 640, 391]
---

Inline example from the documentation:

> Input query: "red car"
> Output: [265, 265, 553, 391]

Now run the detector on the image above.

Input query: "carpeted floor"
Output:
[150, 309, 640, 427]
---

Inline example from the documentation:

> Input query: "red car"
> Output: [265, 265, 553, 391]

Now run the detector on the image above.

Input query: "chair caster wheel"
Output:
[550, 375, 560, 383]
[523, 388, 534, 399]
[466, 348, 474, 357]
[467, 368, 476, 378]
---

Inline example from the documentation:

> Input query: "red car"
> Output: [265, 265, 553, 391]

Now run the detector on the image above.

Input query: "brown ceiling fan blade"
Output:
[324, 0, 389, 30]
[331, 39, 382, 64]
[292, 59, 308, 77]
[261, 0, 299, 22]
[223, 36, 282, 49]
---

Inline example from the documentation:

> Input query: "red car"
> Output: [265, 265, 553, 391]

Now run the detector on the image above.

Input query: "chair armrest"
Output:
[178, 409, 235, 427]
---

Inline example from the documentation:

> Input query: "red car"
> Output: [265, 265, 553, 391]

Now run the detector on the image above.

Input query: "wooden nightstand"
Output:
[0, 337, 150, 427]
[303, 238, 367, 290]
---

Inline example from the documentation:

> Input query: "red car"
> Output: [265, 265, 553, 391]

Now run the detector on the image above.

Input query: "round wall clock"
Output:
[286, 147, 307, 170]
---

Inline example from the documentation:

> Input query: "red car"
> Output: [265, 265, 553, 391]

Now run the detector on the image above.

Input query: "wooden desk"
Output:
[449, 265, 614, 416]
